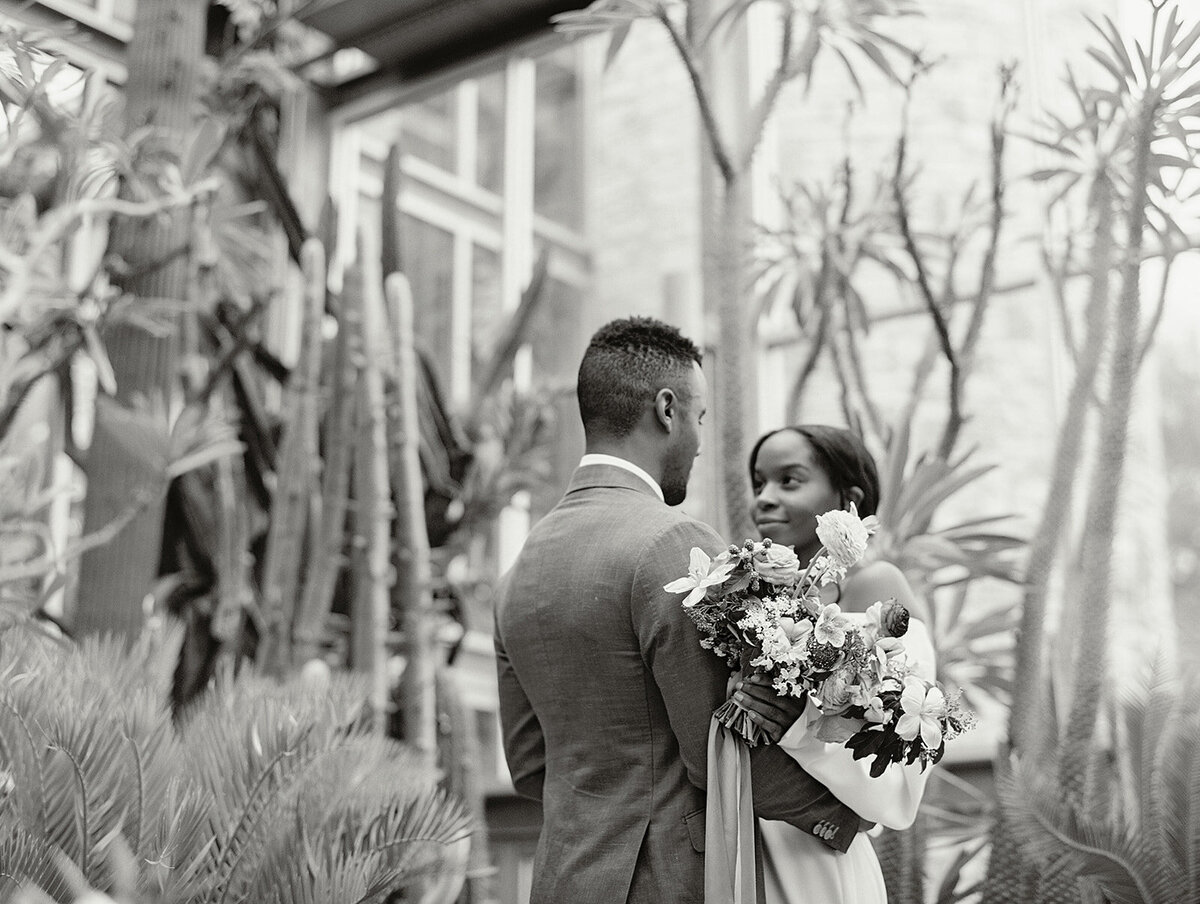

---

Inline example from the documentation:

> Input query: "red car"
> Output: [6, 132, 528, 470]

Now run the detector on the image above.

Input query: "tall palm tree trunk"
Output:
[1057, 97, 1155, 799]
[1008, 175, 1116, 757]
[710, 176, 755, 537]
[75, 0, 207, 639]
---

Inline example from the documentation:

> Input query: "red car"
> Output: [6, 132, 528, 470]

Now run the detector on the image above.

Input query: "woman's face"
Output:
[751, 431, 843, 555]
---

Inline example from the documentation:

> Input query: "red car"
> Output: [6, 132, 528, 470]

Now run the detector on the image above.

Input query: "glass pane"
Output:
[528, 277, 585, 520]
[533, 51, 583, 229]
[399, 214, 456, 390]
[475, 70, 506, 194]
[400, 90, 458, 174]
[470, 244, 503, 381]
[359, 107, 405, 154]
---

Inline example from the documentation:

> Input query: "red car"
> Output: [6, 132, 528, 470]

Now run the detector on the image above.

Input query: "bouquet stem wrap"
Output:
[704, 717, 757, 904]
[712, 657, 770, 746]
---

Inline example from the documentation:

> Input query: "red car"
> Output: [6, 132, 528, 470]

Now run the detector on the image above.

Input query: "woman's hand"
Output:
[731, 673, 807, 743]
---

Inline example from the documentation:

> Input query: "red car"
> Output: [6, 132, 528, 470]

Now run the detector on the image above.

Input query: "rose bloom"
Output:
[815, 503, 874, 571]
[753, 543, 801, 585]
[816, 671, 856, 714]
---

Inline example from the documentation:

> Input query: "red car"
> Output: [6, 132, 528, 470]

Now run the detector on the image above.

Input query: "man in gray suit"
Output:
[495, 317, 861, 904]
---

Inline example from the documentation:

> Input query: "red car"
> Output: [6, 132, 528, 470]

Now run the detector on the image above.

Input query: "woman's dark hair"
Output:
[748, 425, 881, 517]
[577, 316, 702, 438]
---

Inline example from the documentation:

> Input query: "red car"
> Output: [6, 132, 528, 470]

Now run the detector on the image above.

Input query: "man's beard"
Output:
[661, 467, 690, 506]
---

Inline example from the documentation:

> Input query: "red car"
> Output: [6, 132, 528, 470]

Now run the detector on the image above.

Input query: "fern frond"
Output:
[0, 692, 48, 837]
[140, 779, 217, 903]
[43, 741, 88, 877]
[212, 735, 318, 904]
[1147, 674, 1194, 884]
[1, 631, 469, 900]
[1187, 723, 1200, 897]
[999, 756, 1158, 903]
[0, 829, 73, 902]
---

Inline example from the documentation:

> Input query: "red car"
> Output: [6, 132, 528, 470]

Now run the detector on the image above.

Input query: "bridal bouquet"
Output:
[664, 506, 974, 775]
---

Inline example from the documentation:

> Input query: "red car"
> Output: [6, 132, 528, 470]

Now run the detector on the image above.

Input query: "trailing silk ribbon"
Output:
[705, 716, 756, 904]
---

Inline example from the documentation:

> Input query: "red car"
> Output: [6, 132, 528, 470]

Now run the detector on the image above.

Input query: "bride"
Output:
[743, 424, 937, 904]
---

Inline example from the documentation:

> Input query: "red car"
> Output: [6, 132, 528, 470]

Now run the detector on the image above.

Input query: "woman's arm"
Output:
[778, 618, 937, 830]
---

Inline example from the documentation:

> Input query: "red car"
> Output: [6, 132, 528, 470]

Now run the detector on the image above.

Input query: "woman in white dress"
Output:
[747, 425, 936, 904]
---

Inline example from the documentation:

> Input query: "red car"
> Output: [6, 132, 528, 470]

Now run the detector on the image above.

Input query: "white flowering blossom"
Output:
[815, 503, 875, 572]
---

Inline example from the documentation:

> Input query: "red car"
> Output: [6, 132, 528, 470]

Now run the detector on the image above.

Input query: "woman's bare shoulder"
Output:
[843, 559, 916, 610]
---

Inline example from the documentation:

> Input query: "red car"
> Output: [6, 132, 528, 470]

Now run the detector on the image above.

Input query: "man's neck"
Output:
[584, 441, 660, 483]
[579, 452, 664, 501]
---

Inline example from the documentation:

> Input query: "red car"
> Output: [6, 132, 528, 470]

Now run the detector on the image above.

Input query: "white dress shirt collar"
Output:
[579, 453, 664, 502]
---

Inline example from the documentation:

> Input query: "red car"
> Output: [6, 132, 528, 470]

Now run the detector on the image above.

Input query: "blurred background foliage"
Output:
[2, 0, 1200, 902]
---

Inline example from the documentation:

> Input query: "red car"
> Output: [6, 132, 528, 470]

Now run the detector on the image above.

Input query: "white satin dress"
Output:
[760, 619, 937, 904]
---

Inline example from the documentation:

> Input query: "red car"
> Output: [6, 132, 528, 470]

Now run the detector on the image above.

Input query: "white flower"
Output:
[752, 543, 802, 585]
[759, 624, 793, 662]
[777, 616, 813, 645]
[813, 603, 850, 648]
[815, 503, 874, 571]
[895, 676, 947, 749]
[863, 600, 885, 640]
[864, 694, 889, 724]
[870, 636, 905, 681]
[664, 547, 736, 607]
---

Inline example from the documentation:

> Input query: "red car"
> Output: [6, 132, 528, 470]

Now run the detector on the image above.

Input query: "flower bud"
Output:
[881, 599, 910, 637]
[806, 636, 843, 671]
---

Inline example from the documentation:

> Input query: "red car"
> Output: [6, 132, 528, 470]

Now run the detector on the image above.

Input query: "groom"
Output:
[494, 316, 862, 904]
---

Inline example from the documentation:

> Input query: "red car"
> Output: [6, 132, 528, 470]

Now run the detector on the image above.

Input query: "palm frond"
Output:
[0, 829, 74, 903]
[995, 661, 1200, 904]
[0, 633, 468, 901]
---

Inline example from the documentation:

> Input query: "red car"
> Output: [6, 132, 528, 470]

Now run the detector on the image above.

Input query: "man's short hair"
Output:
[577, 317, 702, 438]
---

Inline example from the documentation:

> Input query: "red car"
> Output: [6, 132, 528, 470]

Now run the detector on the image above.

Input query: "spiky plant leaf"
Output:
[995, 664, 1200, 904]
[0, 830, 73, 902]
[0, 628, 469, 901]
[999, 757, 1151, 904]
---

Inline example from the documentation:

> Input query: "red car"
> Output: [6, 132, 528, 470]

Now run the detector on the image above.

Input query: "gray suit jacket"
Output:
[495, 465, 861, 904]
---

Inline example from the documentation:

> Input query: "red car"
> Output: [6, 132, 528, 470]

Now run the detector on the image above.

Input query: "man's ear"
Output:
[845, 486, 865, 510]
[654, 388, 676, 433]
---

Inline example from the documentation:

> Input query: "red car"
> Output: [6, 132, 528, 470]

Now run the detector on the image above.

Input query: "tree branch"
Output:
[891, 77, 961, 457]
[939, 64, 1014, 461]
[658, 6, 736, 185]
[786, 306, 830, 422]
[739, 5, 794, 174]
